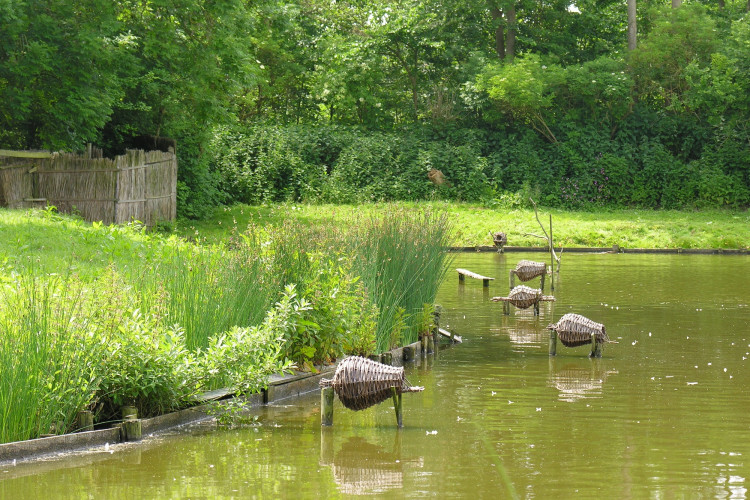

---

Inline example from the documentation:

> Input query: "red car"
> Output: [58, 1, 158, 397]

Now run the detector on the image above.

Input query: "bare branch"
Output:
[529, 198, 561, 268]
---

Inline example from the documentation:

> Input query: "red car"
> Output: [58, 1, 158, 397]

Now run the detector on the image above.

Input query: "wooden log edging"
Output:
[448, 246, 750, 255]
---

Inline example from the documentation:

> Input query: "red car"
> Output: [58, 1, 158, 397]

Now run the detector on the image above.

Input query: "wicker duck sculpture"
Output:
[319, 356, 424, 411]
[547, 313, 612, 347]
[492, 285, 555, 315]
[510, 260, 548, 290]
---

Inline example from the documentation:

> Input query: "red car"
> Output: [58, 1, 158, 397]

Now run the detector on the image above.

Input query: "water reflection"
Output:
[320, 432, 423, 496]
[547, 358, 618, 402]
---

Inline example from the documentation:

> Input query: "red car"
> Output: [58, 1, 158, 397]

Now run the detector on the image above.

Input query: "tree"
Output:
[628, 0, 638, 50]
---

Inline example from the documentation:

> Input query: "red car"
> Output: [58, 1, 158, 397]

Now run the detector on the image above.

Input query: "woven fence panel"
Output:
[37, 154, 118, 223]
[115, 150, 147, 224]
[0, 163, 34, 207]
[143, 150, 177, 225]
[1, 148, 176, 226]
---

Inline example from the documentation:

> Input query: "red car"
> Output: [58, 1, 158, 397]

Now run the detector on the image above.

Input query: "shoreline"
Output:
[0, 341, 427, 467]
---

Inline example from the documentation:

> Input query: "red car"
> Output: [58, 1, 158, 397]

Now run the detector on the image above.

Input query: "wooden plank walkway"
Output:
[437, 327, 462, 343]
[456, 268, 494, 287]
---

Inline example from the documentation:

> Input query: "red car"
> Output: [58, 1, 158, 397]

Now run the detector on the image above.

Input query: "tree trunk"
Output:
[672, 0, 682, 7]
[491, 6, 506, 60]
[506, 4, 517, 62]
[627, 0, 637, 51]
[718, 0, 725, 9]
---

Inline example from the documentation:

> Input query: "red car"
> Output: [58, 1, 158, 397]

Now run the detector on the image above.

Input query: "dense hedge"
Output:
[207, 119, 750, 210]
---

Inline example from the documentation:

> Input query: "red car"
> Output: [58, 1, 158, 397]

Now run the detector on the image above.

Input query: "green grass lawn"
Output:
[174, 202, 750, 250]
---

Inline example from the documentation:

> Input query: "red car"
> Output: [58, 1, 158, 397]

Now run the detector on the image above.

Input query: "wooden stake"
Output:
[509, 270, 516, 290]
[121, 406, 137, 420]
[391, 388, 403, 428]
[381, 352, 393, 365]
[590, 334, 602, 358]
[549, 330, 557, 356]
[121, 419, 142, 441]
[77, 410, 94, 431]
[403, 345, 415, 362]
[550, 214, 555, 291]
[321, 387, 334, 426]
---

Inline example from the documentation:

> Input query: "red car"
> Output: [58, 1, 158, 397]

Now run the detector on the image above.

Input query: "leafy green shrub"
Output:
[199, 316, 294, 394]
[95, 310, 198, 420]
[208, 126, 323, 205]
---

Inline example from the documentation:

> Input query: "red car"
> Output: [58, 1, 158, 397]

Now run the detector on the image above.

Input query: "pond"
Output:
[3, 252, 750, 498]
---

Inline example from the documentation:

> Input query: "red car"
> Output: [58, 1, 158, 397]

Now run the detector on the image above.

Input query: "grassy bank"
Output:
[176, 202, 750, 250]
[0, 206, 449, 443]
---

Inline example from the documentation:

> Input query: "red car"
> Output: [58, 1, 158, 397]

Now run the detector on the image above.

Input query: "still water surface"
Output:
[3, 252, 750, 499]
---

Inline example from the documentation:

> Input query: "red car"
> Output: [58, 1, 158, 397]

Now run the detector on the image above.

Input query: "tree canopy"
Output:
[1, 0, 749, 215]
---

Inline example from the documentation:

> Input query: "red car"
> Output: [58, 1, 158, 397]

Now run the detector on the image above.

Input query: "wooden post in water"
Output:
[534, 301, 540, 316]
[503, 301, 510, 315]
[403, 345, 415, 362]
[590, 333, 602, 358]
[550, 214, 554, 291]
[121, 406, 137, 420]
[120, 405, 141, 441]
[381, 351, 393, 365]
[77, 410, 94, 431]
[391, 387, 403, 428]
[509, 270, 516, 290]
[121, 419, 142, 441]
[431, 305, 441, 355]
[321, 387, 335, 426]
[549, 330, 557, 356]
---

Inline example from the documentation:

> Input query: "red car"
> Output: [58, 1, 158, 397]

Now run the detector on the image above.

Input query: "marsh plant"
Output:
[133, 230, 280, 351]
[0, 271, 105, 443]
[345, 208, 454, 352]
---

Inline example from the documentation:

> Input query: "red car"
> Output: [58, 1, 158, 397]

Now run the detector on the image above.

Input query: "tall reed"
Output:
[132, 231, 281, 351]
[344, 208, 454, 352]
[0, 272, 103, 443]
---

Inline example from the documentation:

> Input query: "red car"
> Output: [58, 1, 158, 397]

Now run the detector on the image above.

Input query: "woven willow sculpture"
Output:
[492, 285, 555, 310]
[547, 313, 611, 347]
[510, 259, 548, 291]
[320, 356, 424, 411]
[512, 260, 547, 281]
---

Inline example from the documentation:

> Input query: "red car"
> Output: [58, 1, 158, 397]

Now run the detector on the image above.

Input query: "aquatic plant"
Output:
[132, 230, 280, 351]
[0, 271, 104, 443]
[344, 208, 454, 352]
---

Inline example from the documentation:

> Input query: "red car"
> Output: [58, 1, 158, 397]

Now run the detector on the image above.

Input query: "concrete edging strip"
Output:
[450, 245, 749, 254]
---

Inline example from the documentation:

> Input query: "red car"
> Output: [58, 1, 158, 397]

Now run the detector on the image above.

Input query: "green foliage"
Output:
[96, 310, 198, 420]
[344, 208, 454, 352]
[199, 305, 295, 395]
[478, 54, 564, 143]
[628, 4, 718, 107]
[0, 272, 103, 442]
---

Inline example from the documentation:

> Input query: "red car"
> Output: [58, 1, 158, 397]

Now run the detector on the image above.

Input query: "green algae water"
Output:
[2, 252, 750, 498]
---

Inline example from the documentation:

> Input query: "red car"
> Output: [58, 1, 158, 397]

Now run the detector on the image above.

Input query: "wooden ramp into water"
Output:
[456, 268, 494, 287]
[437, 327, 462, 343]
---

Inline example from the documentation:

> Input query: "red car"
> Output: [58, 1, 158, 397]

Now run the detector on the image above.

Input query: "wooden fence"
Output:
[0, 146, 177, 226]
